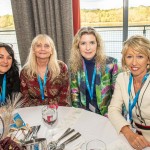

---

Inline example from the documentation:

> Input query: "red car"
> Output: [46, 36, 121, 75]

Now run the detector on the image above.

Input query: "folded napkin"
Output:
[49, 128, 85, 150]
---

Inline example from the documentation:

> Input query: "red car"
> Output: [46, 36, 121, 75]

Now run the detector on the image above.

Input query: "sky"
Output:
[0, 0, 150, 16]
[0, 0, 12, 16]
[80, 0, 150, 10]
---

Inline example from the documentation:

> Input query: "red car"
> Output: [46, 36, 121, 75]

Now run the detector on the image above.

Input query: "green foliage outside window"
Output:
[0, 15, 14, 30]
[81, 6, 150, 27]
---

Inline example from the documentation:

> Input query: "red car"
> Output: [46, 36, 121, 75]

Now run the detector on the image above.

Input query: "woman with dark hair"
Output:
[0, 43, 20, 106]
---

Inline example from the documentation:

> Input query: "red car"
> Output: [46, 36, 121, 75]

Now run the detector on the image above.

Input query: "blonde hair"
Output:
[122, 35, 150, 71]
[69, 27, 106, 73]
[23, 34, 60, 79]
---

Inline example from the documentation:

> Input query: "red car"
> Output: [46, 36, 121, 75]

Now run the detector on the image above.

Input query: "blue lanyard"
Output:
[0, 74, 6, 104]
[83, 61, 96, 100]
[128, 73, 149, 121]
[37, 68, 48, 100]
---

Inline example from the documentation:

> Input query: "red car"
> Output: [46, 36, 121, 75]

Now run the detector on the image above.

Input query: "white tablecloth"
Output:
[13, 106, 150, 150]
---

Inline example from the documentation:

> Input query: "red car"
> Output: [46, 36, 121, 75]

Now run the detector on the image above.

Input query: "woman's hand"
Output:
[121, 126, 150, 150]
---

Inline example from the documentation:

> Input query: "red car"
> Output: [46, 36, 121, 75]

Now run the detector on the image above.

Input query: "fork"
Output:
[30, 125, 41, 139]
[56, 132, 81, 150]
[22, 125, 40, 142]
[47, 128, 75, 150]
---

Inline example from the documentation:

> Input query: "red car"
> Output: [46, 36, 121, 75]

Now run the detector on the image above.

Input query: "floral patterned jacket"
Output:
[20, 61, 70, 107]
[70, 56, 119, 116]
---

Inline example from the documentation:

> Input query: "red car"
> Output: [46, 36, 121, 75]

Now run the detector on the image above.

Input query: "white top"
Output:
[108, 72, 150, 142]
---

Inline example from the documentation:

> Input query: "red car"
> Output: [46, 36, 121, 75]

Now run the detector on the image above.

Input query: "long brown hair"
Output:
[69, 27, 106, 73]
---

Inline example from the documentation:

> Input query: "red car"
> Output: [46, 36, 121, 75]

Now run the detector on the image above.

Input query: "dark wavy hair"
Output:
[0, 44, 19, 89]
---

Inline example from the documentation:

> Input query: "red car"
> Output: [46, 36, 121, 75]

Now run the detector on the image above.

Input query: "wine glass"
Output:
[86, 139, 107, 150]
[42, 104, 58, 139]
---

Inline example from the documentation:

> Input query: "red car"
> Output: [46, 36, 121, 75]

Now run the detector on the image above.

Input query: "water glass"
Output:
[42, 104, 58, 138]
[86, 139, 106, 150]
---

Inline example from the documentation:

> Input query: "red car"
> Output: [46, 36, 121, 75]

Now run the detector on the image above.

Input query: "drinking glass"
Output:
[86, 139, 106, 150]
[42, 104, 58, 138]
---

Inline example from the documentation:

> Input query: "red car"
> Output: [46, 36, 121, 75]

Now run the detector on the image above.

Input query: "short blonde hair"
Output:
[23, 34, 60, 79]
[122, 35, 150, 71]
[69, 27, 106, 73]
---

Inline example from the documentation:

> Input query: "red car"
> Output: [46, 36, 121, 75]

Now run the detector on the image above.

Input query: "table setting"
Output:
[0, 104, 85, 150]
[1, 103, 150, 150]
[11, 105, 118, 150]
[40, 104, 84, 150]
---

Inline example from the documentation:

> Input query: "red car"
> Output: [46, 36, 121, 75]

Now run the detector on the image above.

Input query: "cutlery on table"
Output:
[56, 132, 81, 150]
[22, 125, 41, 142]
[30, 125, 41, 139]
[48, 128, 75, 149]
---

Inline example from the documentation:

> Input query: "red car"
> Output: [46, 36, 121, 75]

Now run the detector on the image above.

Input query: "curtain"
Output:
[72, 0, 80, 35]
[11, 0, 74, 66]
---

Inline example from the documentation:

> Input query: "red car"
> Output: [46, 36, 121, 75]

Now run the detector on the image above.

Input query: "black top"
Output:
[0, 73, 20, 103]
[83, 58, 99, 113]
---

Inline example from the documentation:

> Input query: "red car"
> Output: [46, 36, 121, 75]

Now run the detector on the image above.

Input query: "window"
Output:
[0, 0, 21, 67]
[80, 0, 150, 63]
[128, 0, 150, 39]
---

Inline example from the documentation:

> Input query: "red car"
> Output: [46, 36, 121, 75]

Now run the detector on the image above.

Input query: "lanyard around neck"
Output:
[37, 68, 48, 100]
[0, 74, 6, 105]
[83, 60, 96, 100]
[128, 73, 149, 121]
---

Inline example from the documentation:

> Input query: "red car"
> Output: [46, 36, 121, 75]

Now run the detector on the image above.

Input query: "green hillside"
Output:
[0, 15, 14, 30]
[81, 6, 150, 26]
[0, 5, 150, 30]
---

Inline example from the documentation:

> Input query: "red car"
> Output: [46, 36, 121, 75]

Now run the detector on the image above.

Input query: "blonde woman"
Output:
[69, 27, 119, 116]
[108, 35, 150, 149]
[20, 34, 69, 107]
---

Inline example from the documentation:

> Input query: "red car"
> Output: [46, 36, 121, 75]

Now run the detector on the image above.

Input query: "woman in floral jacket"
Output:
[69, 27, 119, 116]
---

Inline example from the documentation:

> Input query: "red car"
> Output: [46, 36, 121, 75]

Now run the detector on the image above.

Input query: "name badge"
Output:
[89, 103, 96, 112]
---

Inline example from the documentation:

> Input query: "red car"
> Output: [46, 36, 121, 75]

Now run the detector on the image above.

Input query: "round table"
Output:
[14, 106, 148, 150]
